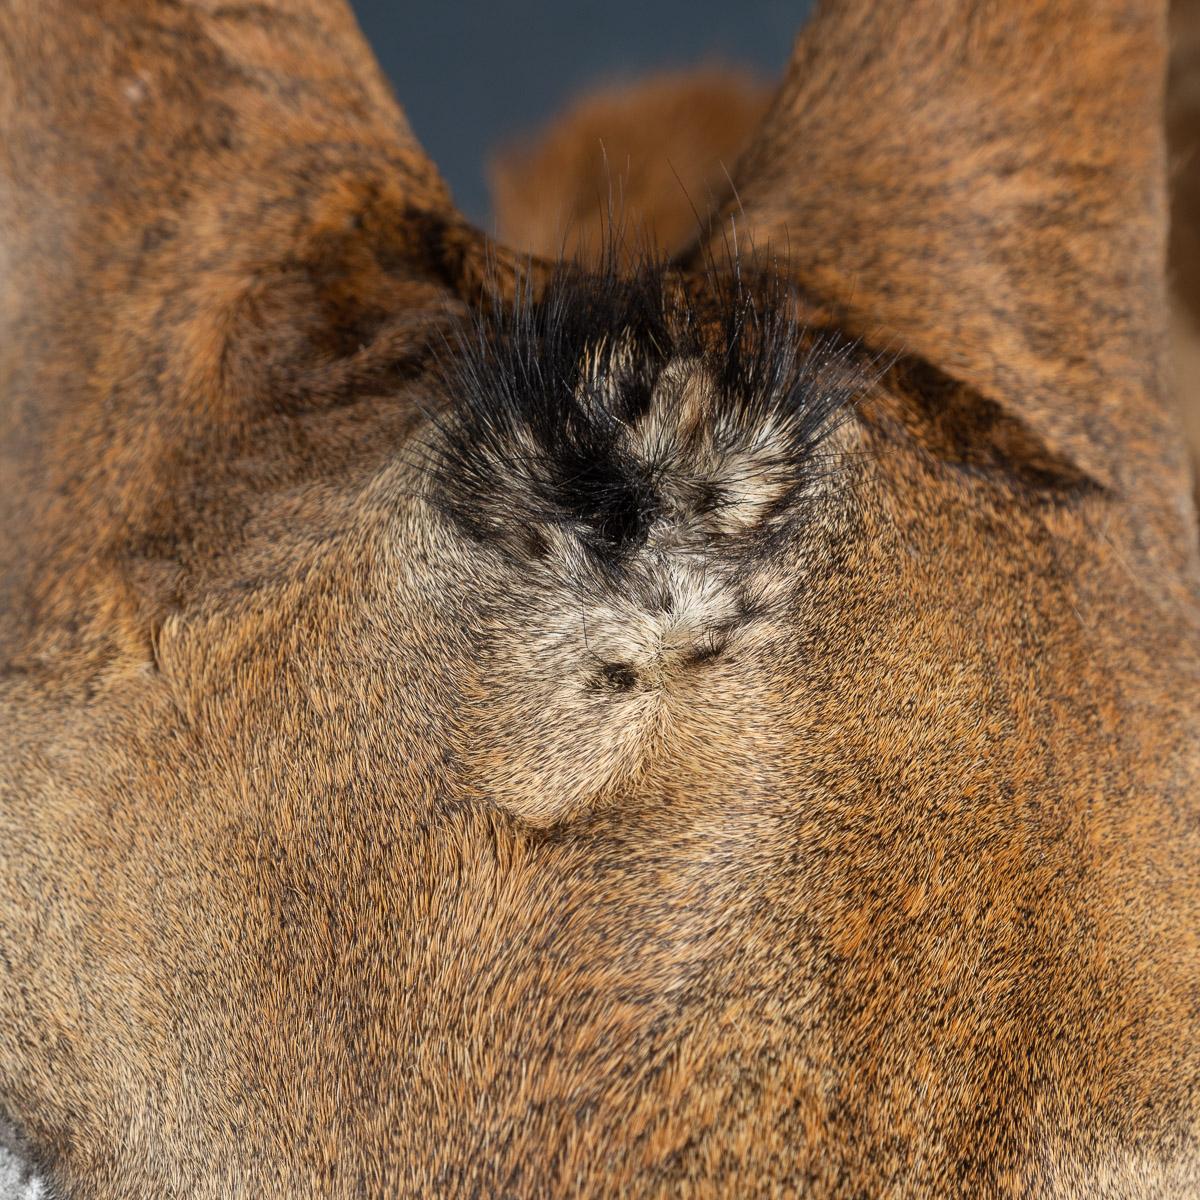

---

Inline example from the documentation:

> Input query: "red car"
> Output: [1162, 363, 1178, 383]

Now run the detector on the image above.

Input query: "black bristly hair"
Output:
[424, 251, 868, 573]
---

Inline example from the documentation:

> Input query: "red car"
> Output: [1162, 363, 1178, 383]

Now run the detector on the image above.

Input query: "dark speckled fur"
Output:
[428, 258, 865, 568]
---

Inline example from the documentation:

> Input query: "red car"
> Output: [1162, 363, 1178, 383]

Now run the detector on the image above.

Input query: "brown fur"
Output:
[1, 2, 1198, 1197]
[490, 68, 771, 267]
[1170, 0, 1200, 505]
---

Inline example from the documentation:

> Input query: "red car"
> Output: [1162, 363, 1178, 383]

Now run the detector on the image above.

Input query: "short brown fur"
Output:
[1, 2, 1199, 1197]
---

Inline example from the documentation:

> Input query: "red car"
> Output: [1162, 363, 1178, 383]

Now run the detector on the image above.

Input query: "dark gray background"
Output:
[348, 1, 810, 224]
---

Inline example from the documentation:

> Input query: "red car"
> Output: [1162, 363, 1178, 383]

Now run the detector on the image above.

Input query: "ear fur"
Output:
[691, 1, 1193, 532]
[0, 0, 529, 664]
[489, 69, 771, 267]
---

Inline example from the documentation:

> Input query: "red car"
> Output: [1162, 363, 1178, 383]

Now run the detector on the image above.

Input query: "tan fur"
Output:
[1, 2, 1199, 1197]
[490, 68, 771, 267]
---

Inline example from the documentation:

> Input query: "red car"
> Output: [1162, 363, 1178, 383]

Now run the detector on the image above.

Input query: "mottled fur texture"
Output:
[1, 1, 1199, 1198]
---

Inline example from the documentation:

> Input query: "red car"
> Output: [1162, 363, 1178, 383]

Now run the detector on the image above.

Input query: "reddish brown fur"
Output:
[490, 68, 771, 268]
[1, 2, 1199, 1197]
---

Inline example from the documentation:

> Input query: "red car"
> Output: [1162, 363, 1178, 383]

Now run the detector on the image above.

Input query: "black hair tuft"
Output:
[424, 252, 870, 576]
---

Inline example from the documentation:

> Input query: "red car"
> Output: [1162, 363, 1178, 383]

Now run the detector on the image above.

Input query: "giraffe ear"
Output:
[689, 0, 1191, 518]
[0, 0, 542, 641]
[0, 0, 519, 418]
[0, 0, 465, 295]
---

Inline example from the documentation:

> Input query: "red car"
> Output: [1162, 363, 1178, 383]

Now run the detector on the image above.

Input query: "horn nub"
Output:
[425, 256, 868, 825]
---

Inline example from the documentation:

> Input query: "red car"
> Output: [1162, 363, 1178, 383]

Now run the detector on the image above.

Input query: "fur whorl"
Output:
[426, 257, 868, 581]
[417, 256, 873, 824]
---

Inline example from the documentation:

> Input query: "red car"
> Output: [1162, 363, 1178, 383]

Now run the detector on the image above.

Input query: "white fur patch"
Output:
[0, 1146, 44, 1200]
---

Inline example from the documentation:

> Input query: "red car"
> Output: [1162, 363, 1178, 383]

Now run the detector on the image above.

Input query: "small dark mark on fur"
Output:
[596, 662, 639, 692]
[680, 633, 730, 668]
